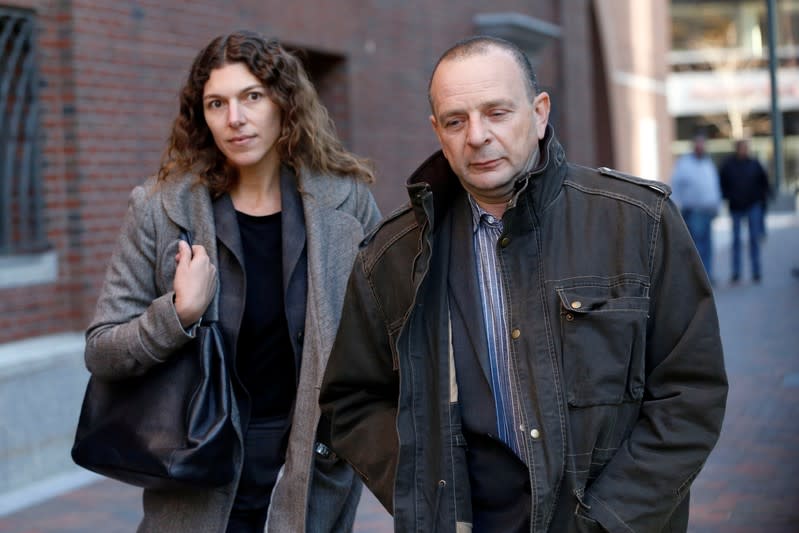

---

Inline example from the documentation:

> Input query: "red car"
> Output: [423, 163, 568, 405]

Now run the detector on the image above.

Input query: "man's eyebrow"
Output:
[437, 108, 464, 122]
[437, 98, 516, 121]
[203, 84, 264, 101]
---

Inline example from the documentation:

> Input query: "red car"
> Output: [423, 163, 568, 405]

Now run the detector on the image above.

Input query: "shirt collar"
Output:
[467, 194, 503, 233]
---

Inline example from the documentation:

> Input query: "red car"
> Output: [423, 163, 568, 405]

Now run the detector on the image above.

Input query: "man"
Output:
[320, 36, 727, 532]
[669, 133, 722, 282]
[719, 139, 771, 283]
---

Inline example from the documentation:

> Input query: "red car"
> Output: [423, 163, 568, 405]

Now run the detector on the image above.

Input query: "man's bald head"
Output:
[428, 36, 540, 113]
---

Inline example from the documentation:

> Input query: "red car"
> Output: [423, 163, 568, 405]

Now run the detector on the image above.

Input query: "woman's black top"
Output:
[234, 210, 296, 419]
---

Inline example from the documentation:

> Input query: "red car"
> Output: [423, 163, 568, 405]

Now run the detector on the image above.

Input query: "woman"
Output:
[84, 31, 381, 532]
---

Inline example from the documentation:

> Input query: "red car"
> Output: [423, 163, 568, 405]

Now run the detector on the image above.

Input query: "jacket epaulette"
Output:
[598, 166, 671, 197]
[359, 202, 414, 248]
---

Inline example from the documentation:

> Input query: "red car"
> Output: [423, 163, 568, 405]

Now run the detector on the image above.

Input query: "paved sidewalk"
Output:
[0, 474, 392, 533]
[688, 212, 799, 533]
[1, 213, 797, 532]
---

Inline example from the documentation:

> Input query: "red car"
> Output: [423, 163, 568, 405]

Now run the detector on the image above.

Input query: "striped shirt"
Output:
[468, 195, 526, 460]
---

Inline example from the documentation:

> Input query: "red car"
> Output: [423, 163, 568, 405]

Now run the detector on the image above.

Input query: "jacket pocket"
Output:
[557, 284, 648, 407]
[574, 511, 605, 533]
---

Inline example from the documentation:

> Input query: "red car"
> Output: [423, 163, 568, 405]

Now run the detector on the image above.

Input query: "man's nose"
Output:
[228, 101, 245, 127]
[466, 117, 490, 147]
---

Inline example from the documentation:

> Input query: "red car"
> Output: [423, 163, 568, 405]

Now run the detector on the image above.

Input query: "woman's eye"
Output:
[247, 92, 263, 101]
[207, 100, 222, 110]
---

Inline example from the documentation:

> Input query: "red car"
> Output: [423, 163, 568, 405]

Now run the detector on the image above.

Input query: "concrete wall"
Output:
[0, 334, 86, 495]
[593, 0, 673, 183]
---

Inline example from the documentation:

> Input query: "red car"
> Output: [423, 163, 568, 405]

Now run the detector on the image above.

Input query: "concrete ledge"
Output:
[0, 469, 99, 517]
[0, 333, 89, 498]
[474, 12, 561, 62]
[0, 332, 85, 380]
[0, 250, 58, 288]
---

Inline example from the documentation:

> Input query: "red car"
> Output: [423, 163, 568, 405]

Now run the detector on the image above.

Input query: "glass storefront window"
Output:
[672, 2, 741, 51]
[759, 0, 799, 50]
[670, 1, 799, 192]
[672, 1, 799, 59]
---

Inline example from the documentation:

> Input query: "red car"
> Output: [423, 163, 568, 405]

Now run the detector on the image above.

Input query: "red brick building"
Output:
[0, 0, 669, 497]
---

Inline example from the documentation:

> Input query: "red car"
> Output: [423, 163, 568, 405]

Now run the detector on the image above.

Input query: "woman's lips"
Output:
[229, 135, 255, 146]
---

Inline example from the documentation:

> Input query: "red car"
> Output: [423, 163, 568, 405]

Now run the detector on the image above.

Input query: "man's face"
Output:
[429, 48, 550, 210]
[736, 140, 749, 158]
[693, 136, 706, 156]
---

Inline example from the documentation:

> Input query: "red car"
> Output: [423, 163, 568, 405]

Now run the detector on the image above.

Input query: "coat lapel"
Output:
[267, 170, 365, 531]
[211, 193, 246, 348]
[299, 170, 364, 366]
[280, 166, 308, 371]
[449, 191, 493, 385]
[280, 166, 306, 300]
[211, 193, 245, 273]
[158, 176, 221, 320]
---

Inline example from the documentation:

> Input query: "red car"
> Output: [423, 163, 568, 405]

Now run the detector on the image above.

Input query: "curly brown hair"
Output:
[158, 31, 374, 194]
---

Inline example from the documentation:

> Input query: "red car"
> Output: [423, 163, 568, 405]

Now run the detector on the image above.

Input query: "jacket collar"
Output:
[157, 164, 349, 247]
[280, 165, 306, 294]
[157, 163, 353, 223]
[207, 165, 308, 284]
[156, 167, 313, 318]
[158, 174, 217, 242]
[405, 124, 567, 230]
[158, 166, 357, 282]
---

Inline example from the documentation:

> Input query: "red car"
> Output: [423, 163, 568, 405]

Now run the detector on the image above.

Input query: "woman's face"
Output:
[202, 62, 282, 178]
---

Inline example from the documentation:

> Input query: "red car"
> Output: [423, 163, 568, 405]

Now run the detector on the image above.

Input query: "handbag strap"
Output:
[180, 229, 220, 323]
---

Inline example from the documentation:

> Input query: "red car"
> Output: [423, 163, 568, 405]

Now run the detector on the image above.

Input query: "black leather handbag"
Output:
[71, 230, 237, 490]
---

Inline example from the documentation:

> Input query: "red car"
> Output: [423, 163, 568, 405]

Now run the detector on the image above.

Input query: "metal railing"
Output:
[0, 7, 46, 255]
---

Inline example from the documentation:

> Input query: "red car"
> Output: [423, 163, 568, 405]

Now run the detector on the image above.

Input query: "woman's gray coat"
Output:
[84, 168, 381, 532]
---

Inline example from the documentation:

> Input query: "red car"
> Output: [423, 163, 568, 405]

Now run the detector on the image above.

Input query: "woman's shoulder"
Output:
[299, 169, 363, 202]
[137, 173, 204, 197]
[126, 174, 212, 227]
[122, 176, 159, 213]
[301, 167, 360, 184]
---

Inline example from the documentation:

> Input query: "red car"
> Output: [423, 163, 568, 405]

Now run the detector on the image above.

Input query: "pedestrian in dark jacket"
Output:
[719, 139, 771, 283]
[320, 36, 728, 533]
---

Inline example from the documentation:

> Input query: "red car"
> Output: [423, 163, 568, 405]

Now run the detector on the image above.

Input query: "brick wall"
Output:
[0, 0, 612, 344]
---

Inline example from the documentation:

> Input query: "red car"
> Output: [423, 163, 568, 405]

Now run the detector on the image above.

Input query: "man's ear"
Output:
[430, 114, 443, 144]
[533, 92, 551, 140]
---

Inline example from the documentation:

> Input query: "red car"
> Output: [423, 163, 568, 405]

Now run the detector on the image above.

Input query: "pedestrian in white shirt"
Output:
[670, 133, 722, 282]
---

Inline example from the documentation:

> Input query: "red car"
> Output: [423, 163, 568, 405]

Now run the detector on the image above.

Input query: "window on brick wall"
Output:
[0, 7, 46, 256]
